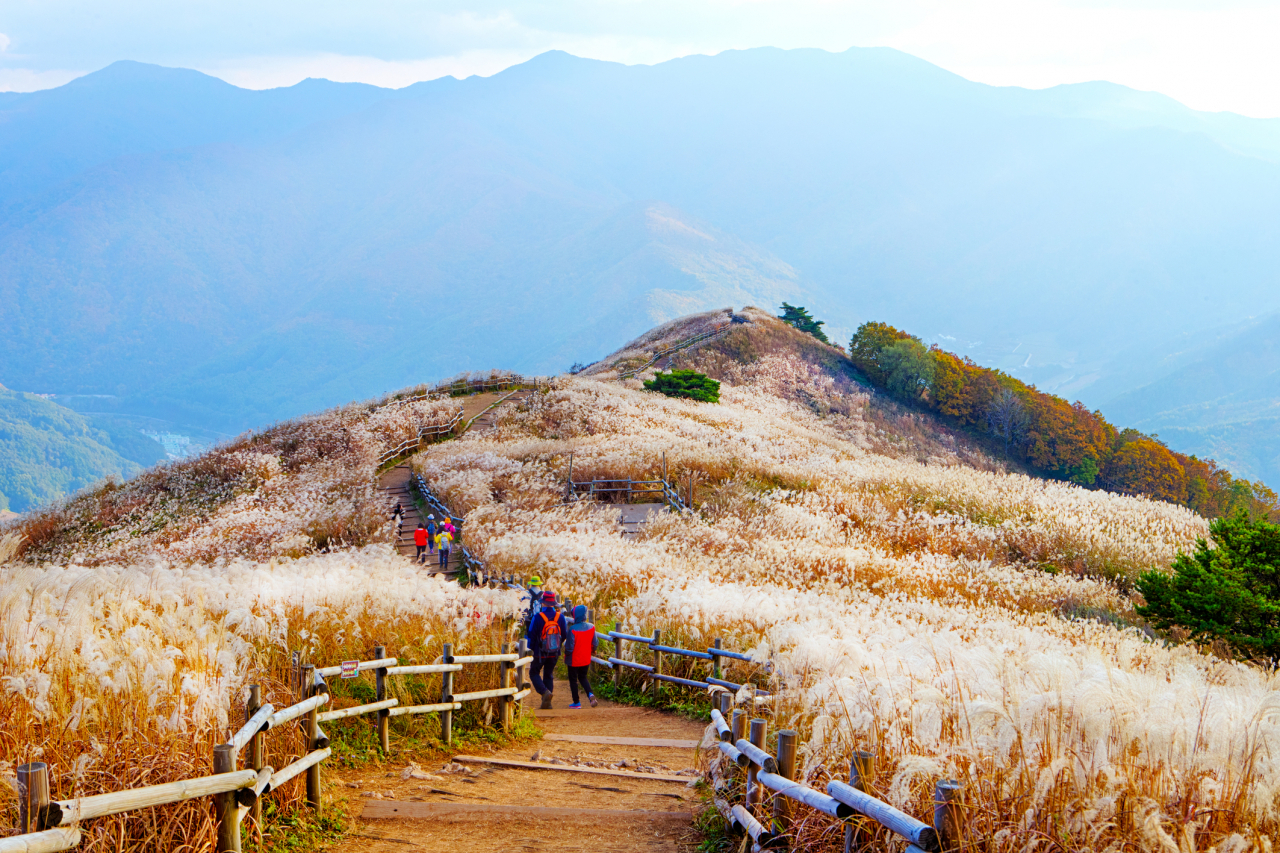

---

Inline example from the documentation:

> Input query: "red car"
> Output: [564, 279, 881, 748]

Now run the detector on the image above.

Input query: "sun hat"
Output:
[542, 591, 557, 603]
[530, 575, 542, 586]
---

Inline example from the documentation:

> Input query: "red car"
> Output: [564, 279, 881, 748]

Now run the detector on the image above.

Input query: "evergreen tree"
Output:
[643, 369, 721, 403]
[778, 303, 830, 344]
[1137, 512, 1280, 658]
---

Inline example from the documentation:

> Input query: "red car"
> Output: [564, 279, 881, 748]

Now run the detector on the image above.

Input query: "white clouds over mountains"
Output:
[1, 1, 1279, 116]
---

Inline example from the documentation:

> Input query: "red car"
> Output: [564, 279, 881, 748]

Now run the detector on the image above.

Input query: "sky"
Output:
[1, 0, 1279, 117]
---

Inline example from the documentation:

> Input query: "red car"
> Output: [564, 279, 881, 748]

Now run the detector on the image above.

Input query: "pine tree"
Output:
[643, 369, 721, 403]
[778, 303, 829, 343]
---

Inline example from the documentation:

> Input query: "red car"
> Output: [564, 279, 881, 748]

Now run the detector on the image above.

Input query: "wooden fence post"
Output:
[441, 643, 454, 745]
[213, 743, 241, 852]
[772, 730, 798, 845]
[844, 750, 876, 853]
[246, 684, 265, 831]
[747, 718, 768, 811]
[17, 762, 51, 833]
[613, 624, 623, 691]
[652, 630, 663, 699]
[518, 639, 530, 691]
[374, 645, 390, 754]
[717, 690, 732, 719]
[712, 637, 722, 681]
[935, 780, 964, 851]
[302, 664, 321, 810]
[501, 642, 513, 732]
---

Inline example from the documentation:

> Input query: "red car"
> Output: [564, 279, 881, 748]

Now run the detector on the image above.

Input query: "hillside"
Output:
[0, 387, 166, 512]
[4, 48, 1280, 472]
[6, 310, 1278, 851]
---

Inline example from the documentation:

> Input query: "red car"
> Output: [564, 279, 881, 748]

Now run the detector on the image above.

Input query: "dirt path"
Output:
[377, 389, 537, 562]
[340, 689, 707, 852]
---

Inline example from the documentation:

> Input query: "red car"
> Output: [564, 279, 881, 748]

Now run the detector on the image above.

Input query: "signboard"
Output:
[340, 660, 360, 679]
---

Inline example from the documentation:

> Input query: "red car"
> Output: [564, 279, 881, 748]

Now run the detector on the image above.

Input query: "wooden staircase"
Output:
[382, 464, 465, 576]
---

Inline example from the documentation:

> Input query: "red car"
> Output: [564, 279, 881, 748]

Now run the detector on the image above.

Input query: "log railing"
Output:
[617, 320, 733, 380]
[376, 408, 465, 467]
[706, 692, 967, 851]
[7, 640, 535, 853]
[411, 473, 507, 587]
[593, 625, 771, 702]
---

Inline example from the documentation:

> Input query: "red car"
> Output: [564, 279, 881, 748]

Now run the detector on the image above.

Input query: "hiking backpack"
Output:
[539, 612, 562, 654]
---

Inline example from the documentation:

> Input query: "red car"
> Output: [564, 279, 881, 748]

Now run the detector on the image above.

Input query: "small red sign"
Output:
[340, 660, 359, 679]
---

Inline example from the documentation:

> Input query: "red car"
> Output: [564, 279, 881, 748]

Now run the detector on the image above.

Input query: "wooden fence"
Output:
[587, 623, 968, 852]
[6, 643, 535, 853]
[706, 695, 965, 852]
[433, 374, 545, 398]
[617, 318, 734, 380]
[376, 408, 465, 467]
[564, 452, 689, 512]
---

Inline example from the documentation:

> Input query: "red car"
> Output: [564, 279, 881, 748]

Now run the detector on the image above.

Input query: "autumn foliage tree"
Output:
[845, 320, 1278, 519]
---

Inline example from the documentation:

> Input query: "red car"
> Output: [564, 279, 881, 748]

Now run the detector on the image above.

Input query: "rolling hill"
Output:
[3, 47, 1280, 488]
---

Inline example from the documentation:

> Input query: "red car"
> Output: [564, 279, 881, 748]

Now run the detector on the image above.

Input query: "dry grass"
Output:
[2, 310, 1268, 851]
[402, 321, 1277, 851]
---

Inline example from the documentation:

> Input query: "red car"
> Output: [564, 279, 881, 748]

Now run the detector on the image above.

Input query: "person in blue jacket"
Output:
[526, 591, 569, 709]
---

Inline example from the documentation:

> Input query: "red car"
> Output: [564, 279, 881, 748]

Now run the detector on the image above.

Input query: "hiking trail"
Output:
[378, 389, 535, 566]
[340, 691, 705, 852]
[365, 386, 701, 849]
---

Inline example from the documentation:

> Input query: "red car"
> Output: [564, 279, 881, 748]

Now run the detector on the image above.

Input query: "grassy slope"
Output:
[0, 388, 166, 512]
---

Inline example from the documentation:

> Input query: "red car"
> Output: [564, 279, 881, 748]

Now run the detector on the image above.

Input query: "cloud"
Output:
[0, 32, 10, 52]
[4, 1, 1280, 115]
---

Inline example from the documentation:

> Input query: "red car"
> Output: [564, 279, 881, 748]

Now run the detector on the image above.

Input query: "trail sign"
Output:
[340, 660, 360, 679]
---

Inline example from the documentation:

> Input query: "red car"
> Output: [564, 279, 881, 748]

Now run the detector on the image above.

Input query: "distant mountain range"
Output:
[2, 47, 1279, 494]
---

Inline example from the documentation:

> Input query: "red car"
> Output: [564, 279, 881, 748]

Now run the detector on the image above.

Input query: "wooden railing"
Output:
[410, 473, 496, 586]
[618, 322, 733, 380]
[588, 626, 769, 701]
[434, 374, 546, 397]
[707, 693, 966, 852]
[565, 477, 686, 512]
[376, 408, 465, 467]
[7, 642, 535, 853]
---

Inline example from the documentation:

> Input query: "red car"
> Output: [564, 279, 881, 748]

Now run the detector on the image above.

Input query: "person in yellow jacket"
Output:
[436, 529, 453, 569]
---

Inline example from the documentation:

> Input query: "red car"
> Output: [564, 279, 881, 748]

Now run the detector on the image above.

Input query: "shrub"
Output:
[1137, 511, 1280, 658]
[643, 369, 721, 403]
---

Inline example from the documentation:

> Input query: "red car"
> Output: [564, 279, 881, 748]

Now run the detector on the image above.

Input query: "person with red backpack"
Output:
[526, 591, 569, 709]
[564, 605, 599, 708]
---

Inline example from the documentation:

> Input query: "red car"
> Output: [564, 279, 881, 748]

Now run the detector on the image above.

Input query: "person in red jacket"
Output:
[564, 604, 599, 708]
[413, 523, 428, 564]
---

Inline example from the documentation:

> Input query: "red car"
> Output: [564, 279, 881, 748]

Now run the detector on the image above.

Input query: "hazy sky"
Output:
[2, 0, 1278, 117]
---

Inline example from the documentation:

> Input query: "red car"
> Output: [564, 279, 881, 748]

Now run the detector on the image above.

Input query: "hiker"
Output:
[426, 515, 438, 554]
[564, 604, 599, 708]
[526, 591, 568, 709]
[413, 523, 428, 564]
[392, 502, 403, 535]
[524, 576, 543, 628]
[437, 527, 452, 569]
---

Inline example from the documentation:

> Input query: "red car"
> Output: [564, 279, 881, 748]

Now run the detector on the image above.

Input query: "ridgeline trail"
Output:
[365, 386, 704, 851]
[379, 389, 537, 567]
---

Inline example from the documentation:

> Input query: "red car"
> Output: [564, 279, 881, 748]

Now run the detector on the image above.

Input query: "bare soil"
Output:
[335, 690, 710, 852]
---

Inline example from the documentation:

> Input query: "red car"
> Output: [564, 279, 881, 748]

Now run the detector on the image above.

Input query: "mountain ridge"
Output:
[4, 46, 1280, 490]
